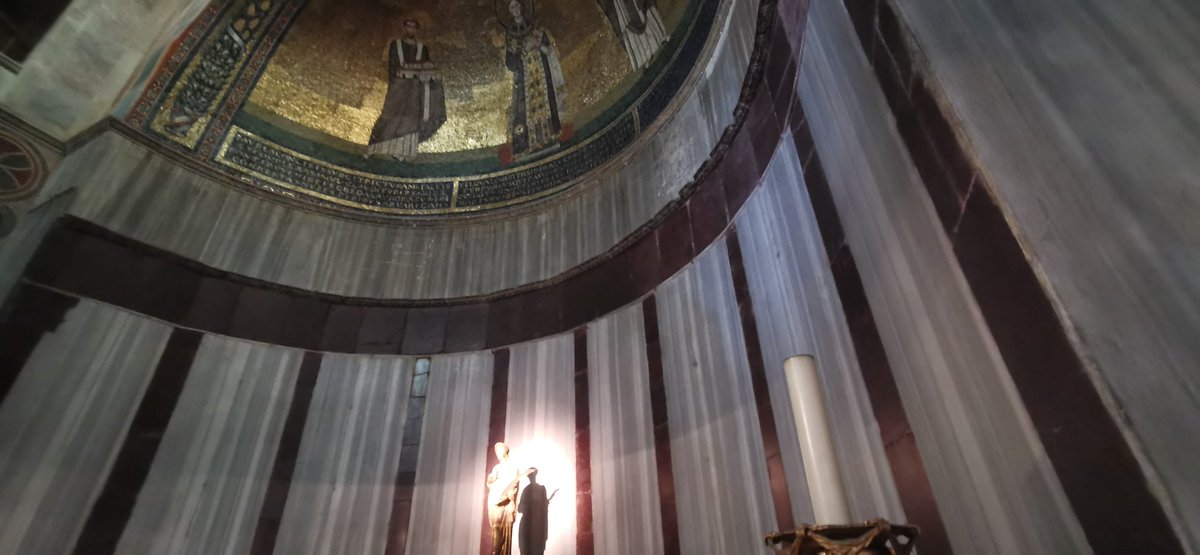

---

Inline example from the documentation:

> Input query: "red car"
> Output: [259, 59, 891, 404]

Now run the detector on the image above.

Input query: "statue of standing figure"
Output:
[486, 442, 559, 555]
[485, 442, 522, 555]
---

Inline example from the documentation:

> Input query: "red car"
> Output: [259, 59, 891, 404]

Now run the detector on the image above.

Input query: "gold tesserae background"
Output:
[246, 0, 686, 156]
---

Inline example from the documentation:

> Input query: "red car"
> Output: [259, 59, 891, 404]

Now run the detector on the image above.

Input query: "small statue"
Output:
[485, 442, 522, 555]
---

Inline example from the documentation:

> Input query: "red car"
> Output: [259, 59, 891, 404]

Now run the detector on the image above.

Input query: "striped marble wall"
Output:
[273, 354, 415, 554]
[406, 352, 494, 554]
[0, 222, 912, 555]
[587, 304, 664, 555]
[654, 239, 778, 553]
[0, 300, 171, 554]
[896, 0, 1200, 545]
[56, 0, 764, 301]
[116, 335, 303, 554]
[505, 334, 577, 555]
[797, 1, 1087, 551]
[735, 139, 905, 522]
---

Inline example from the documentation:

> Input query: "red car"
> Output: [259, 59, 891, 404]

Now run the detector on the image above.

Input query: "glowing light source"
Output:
[508, 438, 574, 555]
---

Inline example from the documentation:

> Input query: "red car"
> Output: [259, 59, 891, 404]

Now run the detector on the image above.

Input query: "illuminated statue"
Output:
[503, 0, 567, 158]
[597, 0, 667, 70]
[367, 18, 447, 160]
[486, 442, 523, 555]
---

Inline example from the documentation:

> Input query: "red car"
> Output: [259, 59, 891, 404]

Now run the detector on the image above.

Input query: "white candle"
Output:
[784, 355, 852, 524]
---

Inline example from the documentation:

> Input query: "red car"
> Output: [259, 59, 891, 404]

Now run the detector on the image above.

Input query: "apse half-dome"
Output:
[126, 0, 720, 217]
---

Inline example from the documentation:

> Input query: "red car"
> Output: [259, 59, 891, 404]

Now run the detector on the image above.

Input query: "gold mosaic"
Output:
[247, 0, 685, 156]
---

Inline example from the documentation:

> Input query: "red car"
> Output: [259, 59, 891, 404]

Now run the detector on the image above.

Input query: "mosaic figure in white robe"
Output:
[597, 0, 668, 70]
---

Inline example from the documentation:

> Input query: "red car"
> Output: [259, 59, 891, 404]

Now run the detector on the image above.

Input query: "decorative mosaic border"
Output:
[125, 3, 225, 130]
[132, 1, 301, 152]
[0, 127, 48, 202]
[0, 113, 66, 240]
[126, 0, 721, 216]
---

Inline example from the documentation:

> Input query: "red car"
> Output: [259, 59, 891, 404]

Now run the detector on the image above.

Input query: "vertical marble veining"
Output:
[736, 138, 904, 523]
[273, 355, 415, 554]
[0, 301, 171, 554]
[797, 1, 1088, 551]
[116, 335, 303, 554]
[505, 334, 577, 555]
[405, 352, 494, 554]
[654, 240, 776, 554]
[587, 303, 665, 555]
[895, 0, 1200, 544]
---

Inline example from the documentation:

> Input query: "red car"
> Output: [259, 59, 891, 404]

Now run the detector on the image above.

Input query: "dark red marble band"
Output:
[842, 0, 1183, 551]
[479, 349, 510, 555]
[72, 328, 203, 554]
[789, 107, 952, 553]
[385, 463, 417, 554]
[0, 283, 78, 405]
[641, 296, 681, 555]
[725, 226, 795, 532]
[573, 328, 594, 555]
[250, 350, 323, 555]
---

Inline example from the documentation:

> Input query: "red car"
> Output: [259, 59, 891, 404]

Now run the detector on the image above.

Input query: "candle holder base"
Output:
[765, 519, 918, 555]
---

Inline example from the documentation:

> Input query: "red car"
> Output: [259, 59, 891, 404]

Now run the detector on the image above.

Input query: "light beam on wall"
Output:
[509, 438, 574, 555]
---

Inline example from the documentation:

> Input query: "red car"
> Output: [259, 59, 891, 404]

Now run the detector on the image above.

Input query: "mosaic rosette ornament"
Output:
[0, 129, 46, 201]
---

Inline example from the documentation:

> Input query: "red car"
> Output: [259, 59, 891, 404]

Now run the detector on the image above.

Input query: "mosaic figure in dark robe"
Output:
[597, 0, 667, 69]
[367, 19, 447, 160]
[504, 0, 567, 158]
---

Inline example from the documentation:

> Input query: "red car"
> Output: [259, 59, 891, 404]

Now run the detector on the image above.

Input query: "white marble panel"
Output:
[406, 352, 494, 554]
[736, 137, 905, 523]
[273, 355, 415, 554]
[0, 301, 171, 554]
[588, 303, 664, 555]
[797, 1, 1088, 551]
[0, 0, 209, 139]
[506, 334, 577, 555]
[655, 240, 777, 554]
[116, 335, 303, 554]
[896, 0, 1200, 544]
